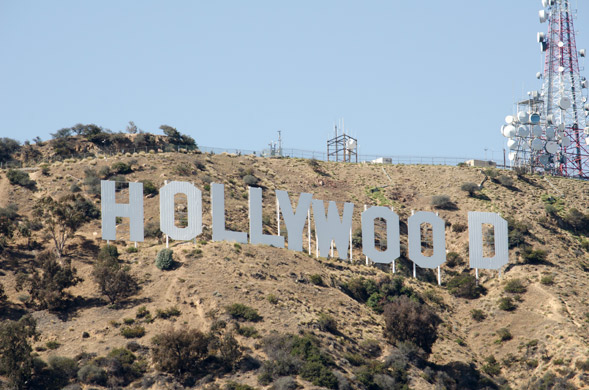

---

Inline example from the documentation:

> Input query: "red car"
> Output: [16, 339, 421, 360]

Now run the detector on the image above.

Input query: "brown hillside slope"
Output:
[1, 151, 588, 389]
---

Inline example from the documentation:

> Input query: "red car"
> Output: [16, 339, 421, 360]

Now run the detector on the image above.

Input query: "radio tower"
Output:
[501, 0, 589, 178]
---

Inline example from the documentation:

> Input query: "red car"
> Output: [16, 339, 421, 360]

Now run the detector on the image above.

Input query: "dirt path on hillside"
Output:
[0, 175, 10, 208]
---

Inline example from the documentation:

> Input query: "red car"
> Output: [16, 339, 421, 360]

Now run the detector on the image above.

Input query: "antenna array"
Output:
[502, 0, 589, 178]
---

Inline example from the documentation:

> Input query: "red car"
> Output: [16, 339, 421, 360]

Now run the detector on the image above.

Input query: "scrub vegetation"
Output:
[0, 130, 587, 388]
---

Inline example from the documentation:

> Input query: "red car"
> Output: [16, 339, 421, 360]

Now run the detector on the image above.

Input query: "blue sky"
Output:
[1, 1, 588, 161]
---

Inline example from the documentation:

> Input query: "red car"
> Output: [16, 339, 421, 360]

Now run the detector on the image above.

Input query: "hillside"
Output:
[1, 145, 589, 389]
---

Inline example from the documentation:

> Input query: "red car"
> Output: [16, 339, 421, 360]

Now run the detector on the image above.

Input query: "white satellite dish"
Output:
[542, 0, 548, 7]
[508, 152, 517, 161]
[517, 125, 530, 137]
[546, 126, 556, 139]
[346, 139, 357, 150]
[529, 113, 541, 124]
[547, 114, 555, 124]
[539, 9, 548, 23]
[585, 103, 589, 111]
[539, 155, 550, 165]
[561, 137, 572, 147]
[559, 97, 571, 109]
[558, 41, 564, 48]
[580, 49, 586, 57]
[557, 123, 565, 131]
[546, 141, 559, 154]
[532, 125, 543, 137]
[536, 72, 543, 79]
[504, 125, 517, 138]
[586, 137, 589, 146]
[505, 115, 515, 124]
[517, 111, 528, 123]
[585, 126, 589, 134]
[507, 139, 518, 150]
[537, 32, 545, 42]
[582, 80, 588, 89]
[500, 125, 507, 135]
[531, 138, 545, 151]
[559, 66, 565, 73]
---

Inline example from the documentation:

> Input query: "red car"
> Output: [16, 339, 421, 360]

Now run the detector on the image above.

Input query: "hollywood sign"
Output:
[101, 180, 509, 271]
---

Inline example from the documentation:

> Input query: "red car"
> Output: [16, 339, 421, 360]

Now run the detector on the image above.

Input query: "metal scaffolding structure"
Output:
[327, 125, 358, 163]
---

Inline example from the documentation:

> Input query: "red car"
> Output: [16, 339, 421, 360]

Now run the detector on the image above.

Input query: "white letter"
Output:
[408, 211, 446, 268]
[101, 180, 144, 242]
[312, 199, 354, 259]
[160, 181, 202, 241]
[361, 206, 400, 264]
[249, 187, 284, 247]
[276, 190, 312, 252]
[468, 212, 509, 270]
[212, 183, 248, 243]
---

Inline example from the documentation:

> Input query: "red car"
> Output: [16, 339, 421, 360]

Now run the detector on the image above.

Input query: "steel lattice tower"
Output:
[502, 0, 589, 178]
[541, 0, 588, 177]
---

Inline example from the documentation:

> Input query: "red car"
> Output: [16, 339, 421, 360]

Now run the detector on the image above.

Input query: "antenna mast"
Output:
[501, 0, 589, 178]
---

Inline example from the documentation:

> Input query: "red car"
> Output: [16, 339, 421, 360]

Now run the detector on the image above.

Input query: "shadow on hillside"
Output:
[0, 304, 28, 322]
[0, 248, 36, 273]
[53, 297, 107, 321]
[432, 360, 500, 389]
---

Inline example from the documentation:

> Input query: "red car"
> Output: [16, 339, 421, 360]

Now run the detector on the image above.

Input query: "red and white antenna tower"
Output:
[502, 0, 589, 178]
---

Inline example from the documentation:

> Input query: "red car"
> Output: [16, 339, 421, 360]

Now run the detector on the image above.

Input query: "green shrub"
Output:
[98, 244, 119, 262]
[451, 223, 467, 233]
[267, 294, 279, 304]
[460, 182, 479, 196]
[6, 169, 36, 189]
[126, 245, 138, 253]
[497, 175, 514, 187]
[46, 340, 60, 350]
[359, 339, 382, 358]
[155, 248, 174, 270]
[156, 306, 181, 319]
[309, 274, 324, 286]
[430, 195, 455, 210]
[482, 355, 501, 376]
[498, 297, 516, 311]
[540, 274, 555, 285]
[496, 328, 512, 342]
[77, 364, 107, 385]
[136, 306, 150, 318]
[226, 303, 262, 322]
[575, 359, 589, 371]
[445, 252, 462, 267]
[236, 325, 259, 338]
[142, 180, 158, 196]
[470, 309, 486, 322]
[111, 162, 132, 175]
[300, 361, 338, 389]
[243, 174, 260, 186]
[447, 274, 484, 299]
[521, 247, 548, 264]
[120, 325, 145, 338]
[504, 279, 526, 294]
[344, 353, 366, 366]
[48, 355, 78, 380]
[316, 313, 338, 334]
[562, 208, 589, 234]
[225, 382, 256, 390]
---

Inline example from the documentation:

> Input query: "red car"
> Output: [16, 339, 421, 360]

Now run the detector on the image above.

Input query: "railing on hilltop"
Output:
[0, 143, 506, 170]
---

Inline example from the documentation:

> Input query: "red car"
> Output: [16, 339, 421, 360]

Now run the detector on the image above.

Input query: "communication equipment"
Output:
[502, 0, 589, 177]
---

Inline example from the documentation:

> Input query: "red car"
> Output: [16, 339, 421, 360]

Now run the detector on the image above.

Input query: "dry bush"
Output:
[382, 296, 440, 353]
[151, 328, 210, 375]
